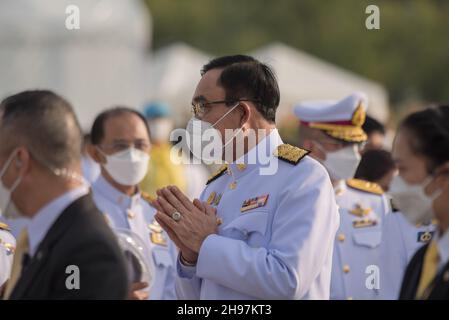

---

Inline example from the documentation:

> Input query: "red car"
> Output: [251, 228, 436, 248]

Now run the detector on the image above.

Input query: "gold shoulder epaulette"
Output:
[0, 222, 10, 231]
[141, 192, 155, 204]
[346, 178, 384, 195]
[274, 144, 309, 165]
[206, 164, 228, 185]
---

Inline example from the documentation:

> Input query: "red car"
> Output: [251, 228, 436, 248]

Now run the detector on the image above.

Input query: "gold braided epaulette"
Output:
[274, 144, 309, 165]
[346, 178, 384, 195]
[206, 164, 228, 185]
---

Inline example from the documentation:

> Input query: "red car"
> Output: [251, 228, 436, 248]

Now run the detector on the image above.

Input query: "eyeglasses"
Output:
[99, 140, 151, 153]
[191, 99, 259, 118]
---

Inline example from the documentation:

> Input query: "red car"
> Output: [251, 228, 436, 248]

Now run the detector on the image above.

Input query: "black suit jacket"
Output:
[399, 243, 449, 299]
[8, 194, 129, 300]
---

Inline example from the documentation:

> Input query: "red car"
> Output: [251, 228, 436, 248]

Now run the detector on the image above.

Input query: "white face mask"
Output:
[99, 147, 150, 186]
[316, 143, 361, 181]
[186, 103, 242, 163]
[0, 150, 24, 219]
[389, 175, 441, 225]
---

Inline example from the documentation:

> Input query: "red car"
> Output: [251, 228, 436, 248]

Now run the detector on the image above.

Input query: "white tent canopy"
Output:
[0, 0, 151, 131]
[250, 42, 389, 123]
[145, 42, 212, 125]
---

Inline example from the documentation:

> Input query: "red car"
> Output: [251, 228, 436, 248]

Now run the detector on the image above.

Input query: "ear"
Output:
[88, 144, 105, 164]
[238, 102, 251, 129]
[15, 147, 30, 176]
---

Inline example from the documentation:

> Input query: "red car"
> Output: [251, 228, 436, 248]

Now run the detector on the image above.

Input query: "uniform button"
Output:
[229, 181, 237, 190]
[338, 233, 345, 242]
[127, 210, 135, 219]
[343, 265, 350, 273]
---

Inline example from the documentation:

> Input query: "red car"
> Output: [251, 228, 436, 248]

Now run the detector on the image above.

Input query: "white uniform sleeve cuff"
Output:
[196, 234, 225, 279]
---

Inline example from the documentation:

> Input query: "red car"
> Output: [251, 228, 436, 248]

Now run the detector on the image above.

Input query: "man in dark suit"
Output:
[400, 241, 449, 299]
[0, 90, 129, 299]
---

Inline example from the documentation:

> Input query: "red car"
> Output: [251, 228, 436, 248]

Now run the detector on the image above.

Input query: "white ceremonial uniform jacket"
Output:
[379, 210, 437, 299]
[176, 129, 339, 300]
[92, 176, 178, 300]
[0, 222, 15, 287]
[331, 179, 390, 300]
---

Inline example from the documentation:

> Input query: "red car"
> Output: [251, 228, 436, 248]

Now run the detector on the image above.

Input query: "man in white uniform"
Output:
[294, 93, 390, 300]
[88, 107, 177, 300]
[153, 55, 339, 299]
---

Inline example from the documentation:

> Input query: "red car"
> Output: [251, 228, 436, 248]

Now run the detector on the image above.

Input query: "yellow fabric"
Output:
[139, 143, 187, 198]
[416, 240, 440, 299]
[4, 228, 29, 299]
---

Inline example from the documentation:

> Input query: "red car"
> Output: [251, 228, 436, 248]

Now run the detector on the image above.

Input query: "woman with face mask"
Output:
[390, 105, 449, 300]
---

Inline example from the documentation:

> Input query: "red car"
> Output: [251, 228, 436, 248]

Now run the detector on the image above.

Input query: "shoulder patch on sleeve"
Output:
[346, 178, 384, 195]
[274, 144, 310, 165]
[0, 222, 10, 231]
[206, 164, 228, 185]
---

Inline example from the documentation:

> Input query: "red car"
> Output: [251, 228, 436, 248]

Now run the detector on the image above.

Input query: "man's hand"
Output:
[153, 186, 218, 259]
[128, 281, 149, 300]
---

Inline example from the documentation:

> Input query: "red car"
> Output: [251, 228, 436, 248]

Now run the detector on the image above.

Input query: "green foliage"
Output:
[144, 0, 449, 106]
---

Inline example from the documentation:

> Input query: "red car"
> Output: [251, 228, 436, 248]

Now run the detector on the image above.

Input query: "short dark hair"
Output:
[354, 149, 396, 182]
[362, 115, 385, 135]
[90, 107, 150, 145]
[201, 55, 280, 122]
[400, 105, 449, 173]
[0, 90, 82, 169]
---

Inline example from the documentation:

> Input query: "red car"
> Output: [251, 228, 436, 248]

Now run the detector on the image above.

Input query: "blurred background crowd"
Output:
[0, 0, 447, 203]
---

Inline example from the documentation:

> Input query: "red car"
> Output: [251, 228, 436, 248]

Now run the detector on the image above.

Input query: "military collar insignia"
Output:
[346, 179, 384, 195]
[274, 144, 309, 165]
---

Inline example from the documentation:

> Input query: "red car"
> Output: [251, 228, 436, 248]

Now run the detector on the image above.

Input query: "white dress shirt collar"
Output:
[92, 175, 141, 211]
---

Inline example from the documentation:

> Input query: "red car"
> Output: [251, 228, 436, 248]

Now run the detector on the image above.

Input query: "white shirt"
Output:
[436, 229, 449, 271]
[27, 186, 89, 257]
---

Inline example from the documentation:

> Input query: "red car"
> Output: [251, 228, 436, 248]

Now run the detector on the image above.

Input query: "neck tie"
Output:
[416, 240, 440, 299]
[3, 228, 29, 299]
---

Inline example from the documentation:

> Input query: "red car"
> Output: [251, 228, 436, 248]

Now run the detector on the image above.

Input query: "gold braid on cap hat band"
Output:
[307, 104, 367, 143]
